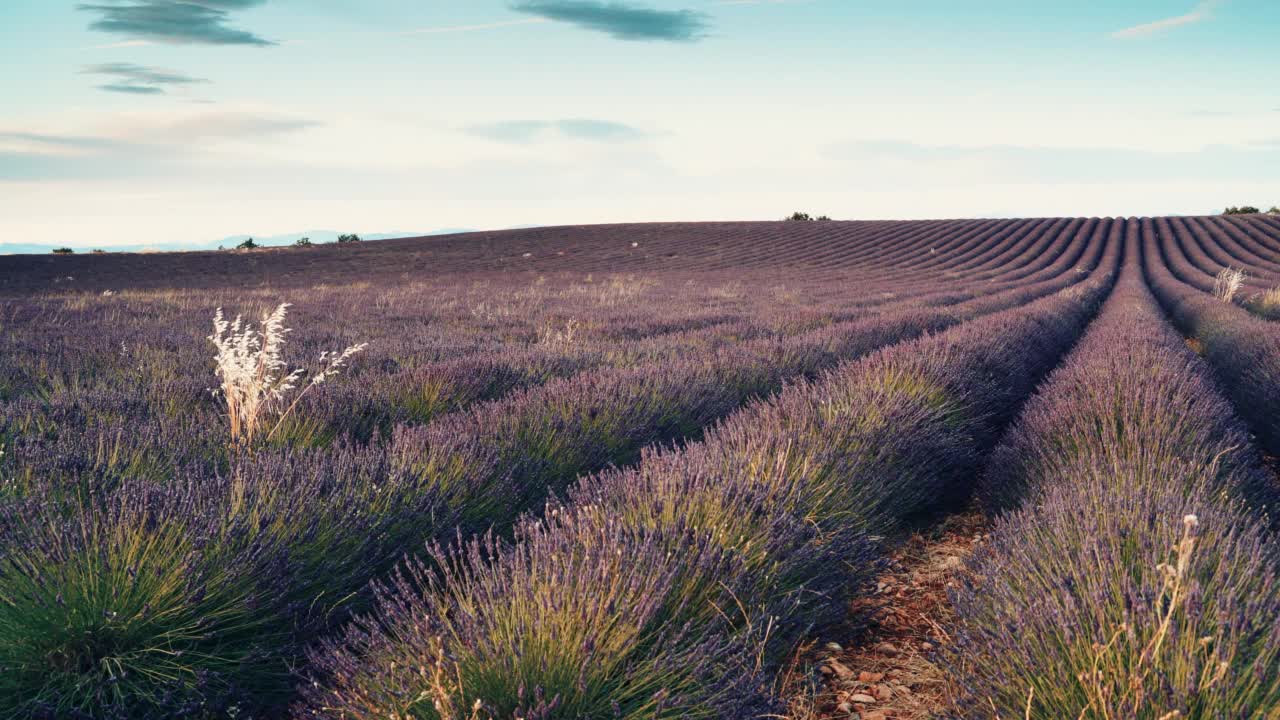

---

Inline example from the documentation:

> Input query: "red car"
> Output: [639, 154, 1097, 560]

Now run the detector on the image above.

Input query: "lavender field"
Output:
[2, 216, 1280, 719]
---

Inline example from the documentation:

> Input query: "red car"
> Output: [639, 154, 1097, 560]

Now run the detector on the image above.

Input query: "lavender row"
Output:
[1182, 216, 1280, 282]
[324, 216, 1101, 444]
[1152, 217, 1280, 315]
[0, 214, 1082, 458]
[0, 223, 1112, 717]
[0, 219, 1042, 292]
[1, 271, 916, 488]
[386, 215, 1111, 537]
[0, 220, 1095, 504]
[297, 231, 1122, 718]
[1162, 217, 1280, 290]
[1143, 217, 1280, 456]
[951, 232, 1280, 718]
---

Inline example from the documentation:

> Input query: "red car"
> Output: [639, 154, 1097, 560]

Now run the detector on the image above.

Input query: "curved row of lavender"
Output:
[0, 216, 1090, 471]
[0, 218, 1098, 510]
[1161, 216, 1280, 289]
[1150, 215, 1280, 311]
[1180, 216, 1280, 283]
[0, 217, 1099, 293]
[951, 231, 1280, 717]
[0, 222, 1110, 717]
[1143, 218, 1280, 458]
[296, 228, 1122, 718]
[388, 221, 1110, 539]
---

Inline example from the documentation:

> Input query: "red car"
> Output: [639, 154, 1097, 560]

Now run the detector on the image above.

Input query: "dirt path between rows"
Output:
[781, 512, 990, 720]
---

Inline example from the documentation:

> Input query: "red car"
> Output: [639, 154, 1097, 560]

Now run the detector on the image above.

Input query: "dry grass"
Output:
[209, 303, 366, 446]
[1213, 268, 1245, 303]
[1069, 515, 1215, 720]
[1250, 286, 1280, 319]
[537, 318, 582, 349]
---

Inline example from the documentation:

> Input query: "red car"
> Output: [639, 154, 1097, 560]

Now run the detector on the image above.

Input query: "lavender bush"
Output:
[1143, 217, 1280, 456]
[953, 237, 1280, 718]
[22, 216, 1280, 718]
[298, 226, 1119, 718]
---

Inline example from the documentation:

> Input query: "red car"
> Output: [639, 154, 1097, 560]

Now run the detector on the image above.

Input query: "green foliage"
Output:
[1223, 206, 1261, 215]
[295, 236, 313, 247]
[337, 233, 362, 243]
[236, 238, 258, 250]
[785, 212, 832, 221]
[0, 492, 289, 718]
[91, 249, 106, 254]
[51, 247, 75, 255]
[1269, 206, 1280, 215]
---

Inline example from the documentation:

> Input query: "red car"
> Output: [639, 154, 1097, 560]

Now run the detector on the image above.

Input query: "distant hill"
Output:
[0, 229, 475, 256]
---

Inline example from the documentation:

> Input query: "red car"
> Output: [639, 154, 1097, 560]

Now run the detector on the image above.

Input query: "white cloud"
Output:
[1111, 1, 1218, 39]
[82, 39, 154, 50]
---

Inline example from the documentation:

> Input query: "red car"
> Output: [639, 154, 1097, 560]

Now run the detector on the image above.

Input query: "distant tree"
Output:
[295, 237, 313, 247]
[816, 215, 833, 221]
[237, 238, 258, 250]
[91, 249, 106, 254]
[1269, 206, 1280, 215]
[337, 233, 361, 243]
[1224, 206, 1261, 215]
[51, 247, 74, 255]
[786, 212, 834, 221]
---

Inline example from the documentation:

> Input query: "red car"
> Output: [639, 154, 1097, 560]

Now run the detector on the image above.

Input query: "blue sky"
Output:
[1, 0, 1278, 248]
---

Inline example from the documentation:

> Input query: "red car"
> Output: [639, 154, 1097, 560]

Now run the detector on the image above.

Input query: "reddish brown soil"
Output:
[783, 512, 990, 720]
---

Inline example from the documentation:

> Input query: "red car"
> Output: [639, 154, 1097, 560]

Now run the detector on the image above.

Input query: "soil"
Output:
[782, 512, 990, 720]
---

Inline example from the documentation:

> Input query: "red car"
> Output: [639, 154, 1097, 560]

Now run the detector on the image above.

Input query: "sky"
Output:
[1, 0, 1278, 249]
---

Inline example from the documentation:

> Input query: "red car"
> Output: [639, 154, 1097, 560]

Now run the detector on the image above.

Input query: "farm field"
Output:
[2, 215, 1280, 719]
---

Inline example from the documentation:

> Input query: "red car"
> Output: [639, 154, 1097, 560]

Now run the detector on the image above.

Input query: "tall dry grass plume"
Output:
[1213, 268, 1245, 303]
[1251, 286, 1280, 319]
[1072, 514, 1217, 720]
[209, 302, 367, 446]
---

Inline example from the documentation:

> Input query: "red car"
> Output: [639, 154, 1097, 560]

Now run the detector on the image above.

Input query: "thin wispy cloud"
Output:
[0, 132, 118, 151]
[465, 118, 647, 143]
[0, 112, 320, 181]
[82, 62, 209, 95]
[510, 1, 710, 42]
[146, 112, 319, 142]
[84, 39, 154, 50]
[78, 1, 274, 46]
[396, 18, 549, 36]
[556, 118, 646, 140]
[1111, 1, 1218, 39]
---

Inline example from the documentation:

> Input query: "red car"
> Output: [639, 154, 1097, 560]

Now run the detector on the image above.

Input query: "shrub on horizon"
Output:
[295, 236, 313, 247]
[51, 247, 74, 254]
[1223, 206, 1261, 215]
[237, 238, 258, 250]
[784, 212, 833, 221]
[337, 233, 361, 243]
